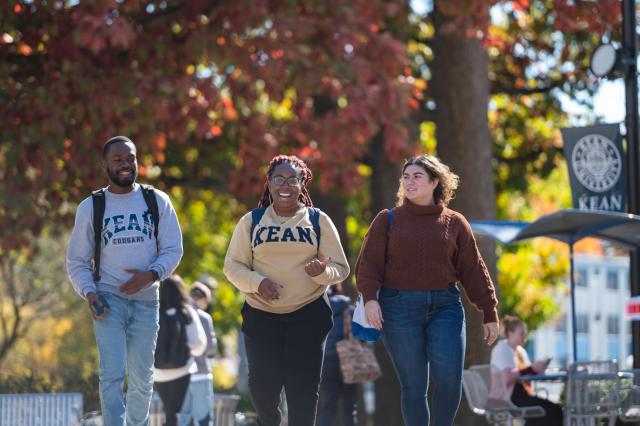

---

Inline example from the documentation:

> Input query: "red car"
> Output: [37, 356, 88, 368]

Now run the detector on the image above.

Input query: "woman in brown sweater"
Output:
[355, 155, 500, 426]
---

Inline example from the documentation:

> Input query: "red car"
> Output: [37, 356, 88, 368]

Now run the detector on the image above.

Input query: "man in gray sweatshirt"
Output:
[67, 136, 183, 426]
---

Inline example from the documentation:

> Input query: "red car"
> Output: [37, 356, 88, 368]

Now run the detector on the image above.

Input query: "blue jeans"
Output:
[93, 292, 159, 426]
[179, 378, 214, 426]
[380, 286, 466, 426]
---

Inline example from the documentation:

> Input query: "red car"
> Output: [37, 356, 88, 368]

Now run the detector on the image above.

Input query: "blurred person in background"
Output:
[491, 315, 563, 425]
[179, 280, 218, 426]
[318, 282, 357, 426]
[154, 275, 207, 426]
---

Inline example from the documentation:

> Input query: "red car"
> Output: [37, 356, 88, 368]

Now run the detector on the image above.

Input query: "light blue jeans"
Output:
[93, 291, 159, 426]
[179, 378, 214, 426]
[380, 286, 466, 426]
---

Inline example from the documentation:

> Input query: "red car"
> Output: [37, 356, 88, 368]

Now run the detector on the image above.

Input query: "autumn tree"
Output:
[0, 0, 412, 253]
[0, 0, 627, 423]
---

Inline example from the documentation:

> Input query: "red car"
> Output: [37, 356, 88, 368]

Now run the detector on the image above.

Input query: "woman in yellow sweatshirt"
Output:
[224, 155, 350, 426]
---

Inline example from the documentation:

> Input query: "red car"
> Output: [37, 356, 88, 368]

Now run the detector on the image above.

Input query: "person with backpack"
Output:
[317, 282, 357, 426]
[355, 155, 500, 426]
[223, 154, 350, 426]
[154, 275, 207, 426]
[66, 136, 183, 426]
[179, 280, 217, 426]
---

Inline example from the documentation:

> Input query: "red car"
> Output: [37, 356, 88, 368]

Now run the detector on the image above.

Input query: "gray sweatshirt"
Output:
[192, 308, 217, 379]
[66, 184, 183, 300]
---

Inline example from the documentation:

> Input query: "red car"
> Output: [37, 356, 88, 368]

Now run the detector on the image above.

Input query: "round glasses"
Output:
[271, 176, 302, 186]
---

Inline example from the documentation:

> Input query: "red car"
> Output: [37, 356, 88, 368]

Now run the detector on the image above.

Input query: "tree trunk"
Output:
[312, 190, 350, 263]
[367, 131, 404, 426]
[432, 8, 497, 426]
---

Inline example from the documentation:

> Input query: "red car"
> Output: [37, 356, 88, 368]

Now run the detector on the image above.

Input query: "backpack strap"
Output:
[389, 208, 393, 226]
[250, 206, 321, 248]
[342, 309, 352, 340]
[307, 207, 321, 248]
[250, 208, 267, 245]
[91, 188, 106, 282]
[140, 184, 159, 241]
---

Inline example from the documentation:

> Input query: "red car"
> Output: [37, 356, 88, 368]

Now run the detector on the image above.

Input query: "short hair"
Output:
[502, 315, 526, 338]
[103, 136, 135, 158]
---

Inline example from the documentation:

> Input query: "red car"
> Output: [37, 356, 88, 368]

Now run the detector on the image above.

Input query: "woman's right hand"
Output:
[365, 300, 383, 330]
[258, 278, 283, 301]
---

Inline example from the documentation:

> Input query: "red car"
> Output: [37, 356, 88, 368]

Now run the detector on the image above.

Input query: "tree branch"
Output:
[490, 80, 563, 96]
[160, 176, 228, 192]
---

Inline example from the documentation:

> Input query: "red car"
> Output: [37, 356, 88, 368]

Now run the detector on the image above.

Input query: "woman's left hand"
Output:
[305, 258, 330, 277]
[483, 322, 499, 345]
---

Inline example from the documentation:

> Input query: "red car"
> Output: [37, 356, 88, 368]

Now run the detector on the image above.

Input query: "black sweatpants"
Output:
[242, 296, 333, 426]
[511, 383, 564, 426]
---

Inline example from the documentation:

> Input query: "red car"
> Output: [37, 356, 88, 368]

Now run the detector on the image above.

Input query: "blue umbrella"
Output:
[471, 209, 640, 363]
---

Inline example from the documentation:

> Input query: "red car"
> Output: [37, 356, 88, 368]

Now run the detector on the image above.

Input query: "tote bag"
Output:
[336, 309, 382, 384]
[351, 293, 380, 342]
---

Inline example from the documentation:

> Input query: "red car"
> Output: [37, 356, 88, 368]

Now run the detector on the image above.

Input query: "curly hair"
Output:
[396, 155, 460, 207]
[257, 155, 314, 208]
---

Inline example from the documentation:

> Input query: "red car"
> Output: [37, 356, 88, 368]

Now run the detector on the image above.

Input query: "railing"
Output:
[0, 393, 83, 426]
[0, 391, 241, 426]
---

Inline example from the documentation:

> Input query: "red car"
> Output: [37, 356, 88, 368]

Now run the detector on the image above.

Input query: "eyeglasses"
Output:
[271, 176, 302, 186]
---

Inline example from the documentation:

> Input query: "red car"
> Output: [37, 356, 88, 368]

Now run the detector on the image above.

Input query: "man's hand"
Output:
[118, 269, 154, 295]
[258, 278, 283, 301]
[305, 258, 330, 277]
[87, 292, 108, 320]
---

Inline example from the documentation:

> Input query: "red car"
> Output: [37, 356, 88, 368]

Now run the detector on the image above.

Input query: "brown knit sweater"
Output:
[355, 200, 499, 324]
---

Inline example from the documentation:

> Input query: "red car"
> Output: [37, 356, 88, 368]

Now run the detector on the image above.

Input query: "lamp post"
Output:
[590, 0, 639, 367]
[622, 0, 640, 369]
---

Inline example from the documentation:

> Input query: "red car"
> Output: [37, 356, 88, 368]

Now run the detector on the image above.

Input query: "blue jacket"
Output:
[325, 295, 354, 357]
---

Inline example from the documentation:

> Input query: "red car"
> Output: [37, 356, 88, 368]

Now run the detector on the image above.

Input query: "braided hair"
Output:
[257, 155, 314, 208]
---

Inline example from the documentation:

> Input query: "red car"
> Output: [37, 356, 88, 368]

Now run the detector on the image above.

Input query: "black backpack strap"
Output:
[250, 208, 267, 245]
[140, 184, 159, 241]
[307, 207, 321, 248]
[91, 188, 106, 282]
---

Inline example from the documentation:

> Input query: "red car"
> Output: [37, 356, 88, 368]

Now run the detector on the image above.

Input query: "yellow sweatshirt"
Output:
[223, 205, 350, 314]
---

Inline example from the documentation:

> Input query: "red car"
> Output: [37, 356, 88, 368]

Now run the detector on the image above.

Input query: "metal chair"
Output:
[462, 364, 545, 426]
[618, 369, 640, 423]
[564, 360, 620, 426]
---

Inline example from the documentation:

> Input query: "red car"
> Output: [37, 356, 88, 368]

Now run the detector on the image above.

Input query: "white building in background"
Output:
[528, 251, 632, 369]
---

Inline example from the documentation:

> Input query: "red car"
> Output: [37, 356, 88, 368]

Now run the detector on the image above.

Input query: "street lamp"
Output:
[589, 0, 640, 368]
[590, 44, 624, 78]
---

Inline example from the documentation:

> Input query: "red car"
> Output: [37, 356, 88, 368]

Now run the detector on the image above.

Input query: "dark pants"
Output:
[318, 354, 357, 426]
[242, 297, 333, 426]
[155, 374, 191, 426]
[511, 383, 564, 426]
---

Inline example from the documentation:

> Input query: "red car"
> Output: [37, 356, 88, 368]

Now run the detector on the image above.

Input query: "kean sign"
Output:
[561, 123, 627, 212]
